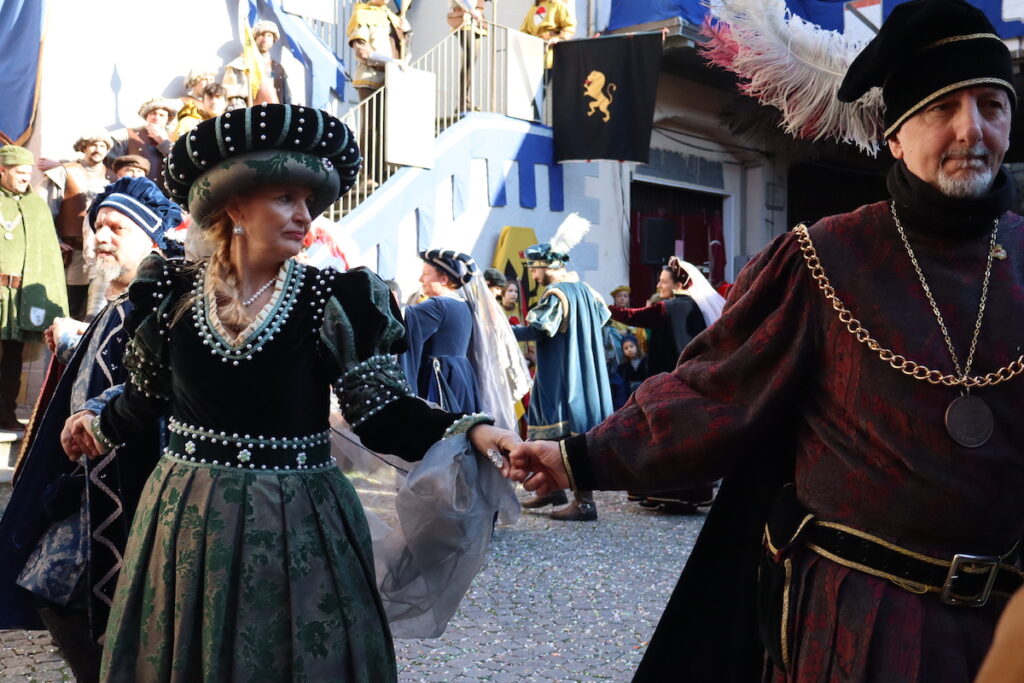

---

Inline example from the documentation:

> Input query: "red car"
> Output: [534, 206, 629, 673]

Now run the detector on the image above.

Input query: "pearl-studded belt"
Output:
[164, 417, 334, 471]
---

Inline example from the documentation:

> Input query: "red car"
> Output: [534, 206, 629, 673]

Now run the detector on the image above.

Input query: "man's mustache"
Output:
[941, 144, 990, 163]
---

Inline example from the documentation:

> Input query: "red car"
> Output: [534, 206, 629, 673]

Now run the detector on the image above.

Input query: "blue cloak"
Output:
[514, 279, 613, 439]
[0, 295, 161, 639]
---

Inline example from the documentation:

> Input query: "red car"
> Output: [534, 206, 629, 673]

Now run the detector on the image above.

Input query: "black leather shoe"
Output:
[550, 501, 597, 521]
[521, 490, 568, 509]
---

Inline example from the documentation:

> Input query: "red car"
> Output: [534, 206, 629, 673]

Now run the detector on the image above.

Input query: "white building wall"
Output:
[337, 114, 627, 299]
[27, 0, 327, 164]
[31, 0, 237, 160]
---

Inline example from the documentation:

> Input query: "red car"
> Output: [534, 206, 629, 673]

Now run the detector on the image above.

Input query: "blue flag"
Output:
[0, 0, 46, 144]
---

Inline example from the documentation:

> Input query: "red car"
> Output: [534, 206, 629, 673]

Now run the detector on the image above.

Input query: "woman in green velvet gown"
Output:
[61, 104, 517, 682]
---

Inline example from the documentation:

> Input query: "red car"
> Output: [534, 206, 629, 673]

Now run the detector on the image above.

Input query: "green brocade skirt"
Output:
[100, 456, 398, 683]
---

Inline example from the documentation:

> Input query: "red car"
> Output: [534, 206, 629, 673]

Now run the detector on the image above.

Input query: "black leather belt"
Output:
[765, 484, 1023, 607]
[804, 522, 1023, 606]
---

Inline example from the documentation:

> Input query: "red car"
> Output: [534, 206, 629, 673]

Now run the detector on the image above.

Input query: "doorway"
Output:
[628, 181, 725, 305]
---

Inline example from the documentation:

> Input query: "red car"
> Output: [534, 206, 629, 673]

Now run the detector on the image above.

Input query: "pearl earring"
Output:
[232, 224, 244, 235]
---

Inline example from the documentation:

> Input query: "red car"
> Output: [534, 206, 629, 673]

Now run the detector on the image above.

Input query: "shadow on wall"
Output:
[110, 65, 123, 129]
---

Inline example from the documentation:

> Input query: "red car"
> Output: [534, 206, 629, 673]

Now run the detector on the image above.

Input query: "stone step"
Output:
[1, 425, 24, 490]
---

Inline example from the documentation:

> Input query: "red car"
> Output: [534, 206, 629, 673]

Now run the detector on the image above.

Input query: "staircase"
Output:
[325, 21, 548, 221]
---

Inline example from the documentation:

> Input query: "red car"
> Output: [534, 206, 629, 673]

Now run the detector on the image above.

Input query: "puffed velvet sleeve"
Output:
[564, 231, 821, 491]
[320, 267, 459, 461]
[609, 301, 668, 328]
[94, 254, 181, 448]
[513, 289, 565, 342]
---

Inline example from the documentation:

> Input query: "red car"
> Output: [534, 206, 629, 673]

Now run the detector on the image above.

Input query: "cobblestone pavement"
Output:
[0, 475, 704, 682]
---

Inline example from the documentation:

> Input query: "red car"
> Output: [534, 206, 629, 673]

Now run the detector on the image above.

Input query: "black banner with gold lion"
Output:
[551, 33, 662, 163]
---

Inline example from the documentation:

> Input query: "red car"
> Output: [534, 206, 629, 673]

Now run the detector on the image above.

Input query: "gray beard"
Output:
[93, 256, 126, 282]
[937, 167, 995, 198]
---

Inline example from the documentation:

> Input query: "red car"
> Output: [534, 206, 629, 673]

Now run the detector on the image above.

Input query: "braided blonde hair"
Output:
[171, 207, 252, 329]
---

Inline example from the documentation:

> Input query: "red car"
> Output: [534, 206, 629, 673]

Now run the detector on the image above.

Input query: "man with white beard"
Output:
[38, 132, 116, 320]
[0, 177, 182, 683]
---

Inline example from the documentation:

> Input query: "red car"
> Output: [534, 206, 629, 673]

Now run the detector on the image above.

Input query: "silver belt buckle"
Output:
[941, 553, 1000, 606]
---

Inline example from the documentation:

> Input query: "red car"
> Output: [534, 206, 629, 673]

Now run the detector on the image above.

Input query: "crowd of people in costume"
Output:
[0, 101, 718, 679]
[2, 0, 1024, 681]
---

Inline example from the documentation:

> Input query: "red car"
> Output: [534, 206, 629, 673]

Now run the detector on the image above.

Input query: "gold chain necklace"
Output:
[890, 202, 997, 384]
[793, 211, 1021, 448]
[890, 202, 998, 447]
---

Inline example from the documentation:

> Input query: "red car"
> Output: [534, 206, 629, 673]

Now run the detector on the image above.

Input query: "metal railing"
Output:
[326, 21, 546, 220]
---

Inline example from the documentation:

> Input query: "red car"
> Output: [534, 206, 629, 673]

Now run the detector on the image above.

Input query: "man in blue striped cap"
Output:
[0, 176, 181, 683]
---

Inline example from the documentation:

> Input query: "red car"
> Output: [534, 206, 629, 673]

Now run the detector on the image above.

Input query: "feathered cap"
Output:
[523, 213, 591, 268]
[420, 249, 478, 288]
[703, 0, 1014, 153]
[837, 0, 1015, 138]
[88, 177, 184, 255]
[164, 104, 361, 227]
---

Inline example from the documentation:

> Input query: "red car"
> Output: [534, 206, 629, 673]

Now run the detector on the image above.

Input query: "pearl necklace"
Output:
[242, 275, 278, 307]
[193, 260, 303, 365]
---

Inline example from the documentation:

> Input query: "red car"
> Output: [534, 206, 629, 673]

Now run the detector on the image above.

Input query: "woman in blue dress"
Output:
[401, 250, 482, 413]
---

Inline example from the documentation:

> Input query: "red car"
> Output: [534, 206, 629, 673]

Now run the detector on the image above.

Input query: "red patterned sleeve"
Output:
[565, 231, 821, 491]
[609, 301, 667, 328]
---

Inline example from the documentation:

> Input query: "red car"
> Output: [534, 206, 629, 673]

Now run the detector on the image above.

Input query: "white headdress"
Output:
[670, 257, 726, 325]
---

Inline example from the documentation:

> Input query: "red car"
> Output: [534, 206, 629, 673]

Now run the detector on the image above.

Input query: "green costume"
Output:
[0, 185, 68, 343]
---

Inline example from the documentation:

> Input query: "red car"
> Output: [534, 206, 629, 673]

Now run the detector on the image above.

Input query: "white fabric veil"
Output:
[329, 410, 520, 638]
[461, 265, 532, 430]
[421, 249, 532, 431]
[673, 257, 726, 325]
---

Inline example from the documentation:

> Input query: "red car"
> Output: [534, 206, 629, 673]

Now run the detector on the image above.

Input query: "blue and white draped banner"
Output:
[250, 0, 348, 109]
[882, 0, 1024, 37]
[607, 0, 1024, 38]
[0, 0, 46, 144]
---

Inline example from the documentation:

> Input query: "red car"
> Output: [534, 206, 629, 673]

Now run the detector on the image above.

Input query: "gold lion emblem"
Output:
[583, 70, 616, 122]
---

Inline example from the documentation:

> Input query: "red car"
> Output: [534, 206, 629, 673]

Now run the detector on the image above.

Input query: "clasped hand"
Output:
[503, 440, 569, 494]
[61, 410, 106, 461]
[466, 427, 569, 493]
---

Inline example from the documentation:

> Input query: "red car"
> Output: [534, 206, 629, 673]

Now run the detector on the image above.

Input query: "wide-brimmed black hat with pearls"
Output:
[164, 103, 361, 226]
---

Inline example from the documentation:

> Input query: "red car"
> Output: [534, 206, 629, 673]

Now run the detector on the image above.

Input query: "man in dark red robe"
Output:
[508, 1, 1024, 680]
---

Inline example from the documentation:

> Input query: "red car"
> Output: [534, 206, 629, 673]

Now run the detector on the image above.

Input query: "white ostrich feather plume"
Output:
[550, 213, 591, 256]
[705, 0, 885, 155]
